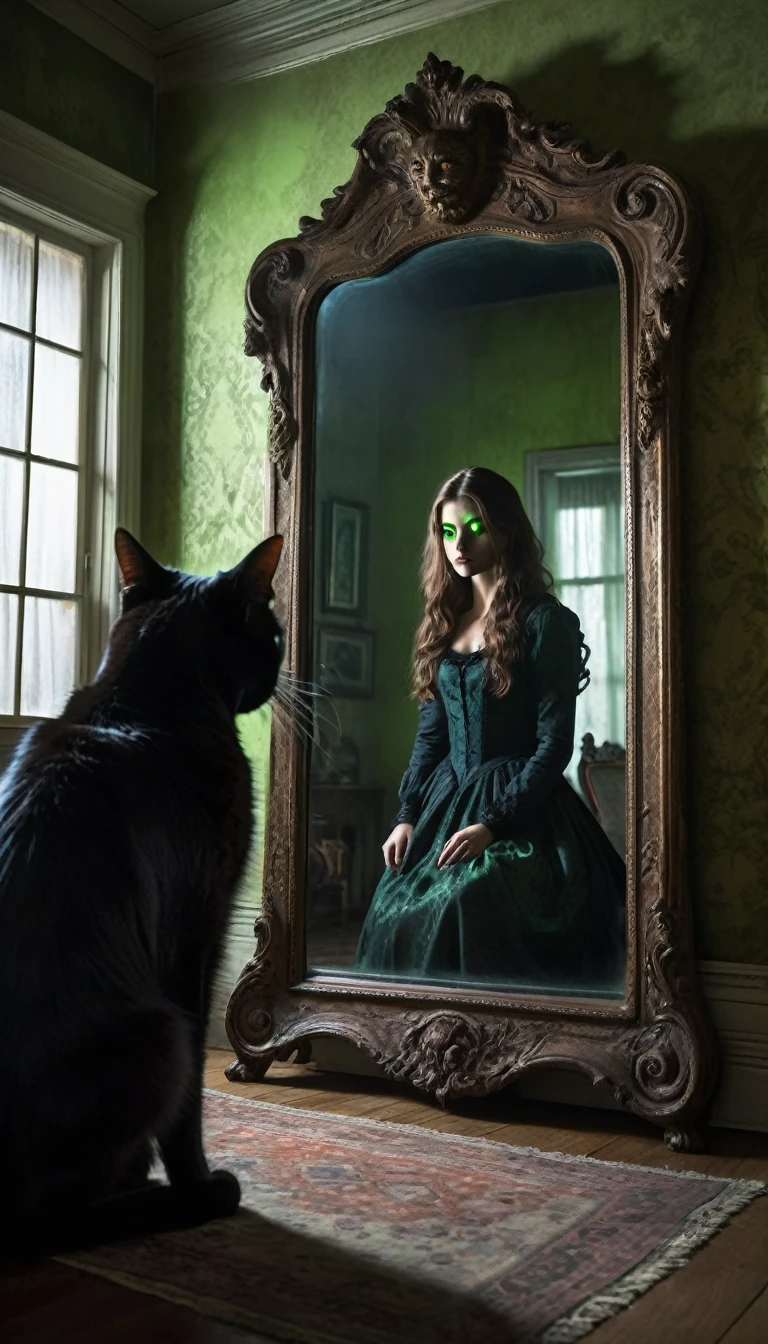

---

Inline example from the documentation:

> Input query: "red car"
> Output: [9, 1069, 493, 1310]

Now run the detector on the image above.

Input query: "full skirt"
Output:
[356, 758, 626, 994]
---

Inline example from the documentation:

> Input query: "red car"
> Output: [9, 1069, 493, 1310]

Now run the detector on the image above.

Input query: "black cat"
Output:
[0, 529, 283, 1256]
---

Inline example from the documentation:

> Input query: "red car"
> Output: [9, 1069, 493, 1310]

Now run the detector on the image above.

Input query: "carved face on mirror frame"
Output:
[407, 129, 482, 223]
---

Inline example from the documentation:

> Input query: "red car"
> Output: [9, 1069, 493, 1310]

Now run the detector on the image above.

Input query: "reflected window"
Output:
[526, 446, 625, 788]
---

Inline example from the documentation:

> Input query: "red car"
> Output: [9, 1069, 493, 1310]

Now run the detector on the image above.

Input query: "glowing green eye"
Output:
[442, 525, 456, 540]
[469, 519, 485, 535]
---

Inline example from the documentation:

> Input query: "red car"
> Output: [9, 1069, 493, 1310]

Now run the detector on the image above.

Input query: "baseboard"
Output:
[699, 960, 768, 1132]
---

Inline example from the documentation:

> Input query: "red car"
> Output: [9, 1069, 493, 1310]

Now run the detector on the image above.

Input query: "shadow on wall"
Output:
[143, 36, 768, 964]
[142, 146, 269, 573]
[142, 160, 210, 568]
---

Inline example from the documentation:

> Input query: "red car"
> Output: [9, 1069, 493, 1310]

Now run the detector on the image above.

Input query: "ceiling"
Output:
[114, 0, 236, 27]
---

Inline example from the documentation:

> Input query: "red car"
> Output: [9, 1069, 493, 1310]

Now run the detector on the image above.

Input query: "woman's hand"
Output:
[382, 822, 413, 870]
[437, 823, 494, 868]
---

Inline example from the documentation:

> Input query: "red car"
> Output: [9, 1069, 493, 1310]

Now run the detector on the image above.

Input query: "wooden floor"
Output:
[2, 1048, 767, 1343]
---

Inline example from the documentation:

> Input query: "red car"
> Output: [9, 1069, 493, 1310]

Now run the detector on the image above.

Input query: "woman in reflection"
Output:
[356, 467, 625, 991]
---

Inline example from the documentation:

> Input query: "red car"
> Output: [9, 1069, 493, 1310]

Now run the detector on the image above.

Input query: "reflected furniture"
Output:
[578, 734, 627, 863]
[310, 784, 385, 920]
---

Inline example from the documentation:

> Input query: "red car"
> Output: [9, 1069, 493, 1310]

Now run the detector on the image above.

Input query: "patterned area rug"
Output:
[58, 1089, 765, 1344]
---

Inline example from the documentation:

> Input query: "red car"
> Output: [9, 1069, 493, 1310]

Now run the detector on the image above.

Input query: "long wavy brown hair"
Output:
[412, 467, 553, 701]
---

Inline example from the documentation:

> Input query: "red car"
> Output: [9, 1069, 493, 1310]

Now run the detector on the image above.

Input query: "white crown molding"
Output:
[25, 0, 510, 91]
[0, 108, 155, 234]
[156, 0, 511, 91]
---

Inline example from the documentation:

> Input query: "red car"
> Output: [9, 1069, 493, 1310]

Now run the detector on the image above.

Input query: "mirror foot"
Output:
[663, 1120, 708, 1154]
[225, 1055, 274, 1084]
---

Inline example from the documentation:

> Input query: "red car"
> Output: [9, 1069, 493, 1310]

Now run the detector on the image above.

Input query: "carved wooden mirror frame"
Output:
[225, 54, 718, 1150]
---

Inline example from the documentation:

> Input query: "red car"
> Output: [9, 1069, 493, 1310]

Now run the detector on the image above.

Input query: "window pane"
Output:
[0, 453, 25, 585]
[0, 328, 30, 452]
[556, 505, 605, 579]
[26, 462, 79, 593]
[0, 592, 19, 714]
[550, 468, 623, 580]
[0, 221, 34, 331]
[20, 596, 77, 717]
[30, 343, 81, 464]
[562, 576, 626, 790]
[36, 241, 84, 350]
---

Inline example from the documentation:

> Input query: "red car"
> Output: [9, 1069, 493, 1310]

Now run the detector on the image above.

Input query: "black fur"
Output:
[0, 529, 283, 1256]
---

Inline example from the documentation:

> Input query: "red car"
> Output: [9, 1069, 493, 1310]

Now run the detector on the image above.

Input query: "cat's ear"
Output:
[230, 535, 284, 601]
[114, 529, 168, 591]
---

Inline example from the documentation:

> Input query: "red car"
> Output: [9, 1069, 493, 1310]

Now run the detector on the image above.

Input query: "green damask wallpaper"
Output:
[144, 0, 768, 965]
[2, 1, 153, 183]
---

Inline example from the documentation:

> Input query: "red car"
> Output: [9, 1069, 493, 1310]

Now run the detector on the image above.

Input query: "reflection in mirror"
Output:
[308, 235, 627, 999]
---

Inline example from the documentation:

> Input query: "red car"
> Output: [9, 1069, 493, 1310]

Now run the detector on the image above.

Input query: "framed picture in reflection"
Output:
[322, 498, 368, 617]
[317, 627, 375, 698]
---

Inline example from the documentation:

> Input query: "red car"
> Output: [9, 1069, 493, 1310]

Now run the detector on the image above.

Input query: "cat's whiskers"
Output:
[273, 693, 318, 736]
[274, 678, 341, 741]
[276, 671, 342, 740]
[279, 672, 331, 696]
[274, 701, 336, 760]
[271, 681, 327, 737]
[271, 698, 333, 766]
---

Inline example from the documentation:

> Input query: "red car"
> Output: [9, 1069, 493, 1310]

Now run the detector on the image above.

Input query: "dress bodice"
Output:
[437, 648, 543, 780]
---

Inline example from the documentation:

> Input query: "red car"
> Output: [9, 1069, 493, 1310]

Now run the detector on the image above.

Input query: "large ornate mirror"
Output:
[226, 54, 718, 1149]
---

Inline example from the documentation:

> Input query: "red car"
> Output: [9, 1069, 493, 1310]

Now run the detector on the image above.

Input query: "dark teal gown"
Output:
[356, 596, 626, 994]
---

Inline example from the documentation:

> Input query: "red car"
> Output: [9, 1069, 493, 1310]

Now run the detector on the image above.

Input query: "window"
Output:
[0, 109, 152, 767]
[1, 217, 88, 717]
[525, 446, 625, 788]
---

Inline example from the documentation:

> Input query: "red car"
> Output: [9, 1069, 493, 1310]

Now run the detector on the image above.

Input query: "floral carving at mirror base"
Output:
[226, 54, 718, 1151]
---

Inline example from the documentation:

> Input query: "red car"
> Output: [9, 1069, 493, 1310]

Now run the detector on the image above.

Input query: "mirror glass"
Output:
[307, 234, 627, 1000]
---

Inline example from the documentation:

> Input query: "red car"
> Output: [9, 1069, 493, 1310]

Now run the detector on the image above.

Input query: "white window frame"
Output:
[0, 110, 154, 764]
[524, 444, 622, 542]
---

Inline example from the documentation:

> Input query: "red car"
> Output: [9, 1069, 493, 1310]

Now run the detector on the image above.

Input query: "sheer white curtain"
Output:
[0, 219, 83, 719]
[538, 464, 625, 786]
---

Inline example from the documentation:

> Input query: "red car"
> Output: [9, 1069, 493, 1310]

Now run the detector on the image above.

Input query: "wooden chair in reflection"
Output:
[308, 819, 352, 928]
[577, 732, 627, 862]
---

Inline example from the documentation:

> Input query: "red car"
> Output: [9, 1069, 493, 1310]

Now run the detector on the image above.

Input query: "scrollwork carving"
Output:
[225, 913, 277, 1062]
[353, 196, 420, 260]
[376, 1010, 560, 1103]
[500, 176, 554, 223]
[612, 896, 714, 1140]
[243, 248, 304, 478]
[632, 1018, 689, 1103]
[644, 894, 694, 1016]
[614, 172, 695, 457]
[298, 53, 624, 240]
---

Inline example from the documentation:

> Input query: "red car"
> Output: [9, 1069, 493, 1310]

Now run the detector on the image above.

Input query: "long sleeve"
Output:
[480, 602, 582, 837]
[392, 694, 450, 826]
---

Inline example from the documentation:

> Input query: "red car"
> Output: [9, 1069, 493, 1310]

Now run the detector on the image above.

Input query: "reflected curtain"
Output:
[538, 465, 625, 786]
